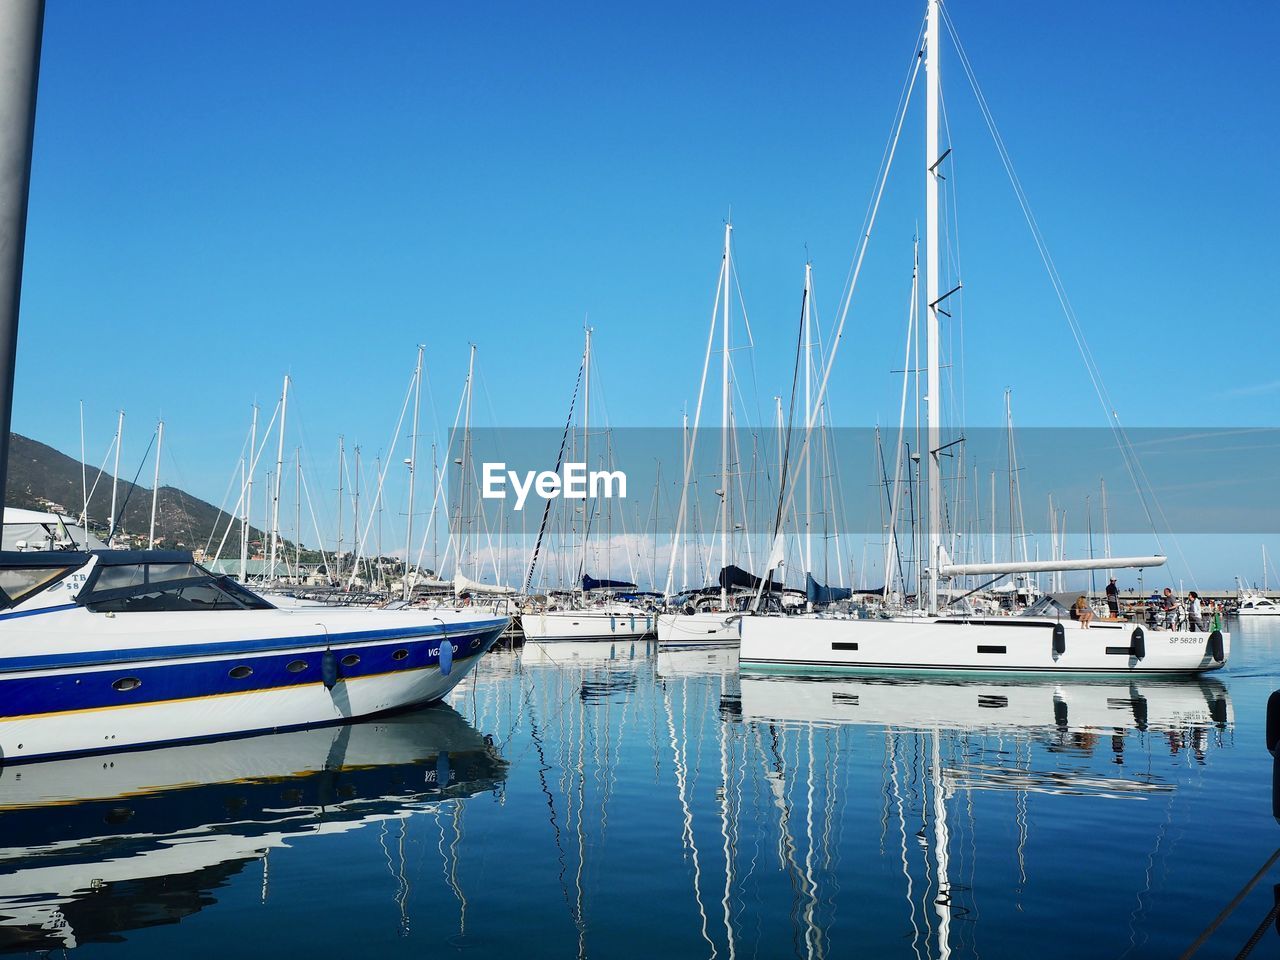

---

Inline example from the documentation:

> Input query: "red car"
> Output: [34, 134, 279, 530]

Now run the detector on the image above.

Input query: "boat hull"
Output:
[739, 614, 1228, 675]
[0, 616, 507, 763]
[520, 609, 654, 642]
[656, 611, 740, 646]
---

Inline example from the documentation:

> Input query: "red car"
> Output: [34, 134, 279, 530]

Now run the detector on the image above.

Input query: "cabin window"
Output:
[286, 659, 309, 673]
[112, 677, 141, 692]
[81, 560, 274, 613]
[341, 654, 360, 667]
[228, 665, 253, 679]
[392, 649, 409, 661]
[0, 565, 75, 606]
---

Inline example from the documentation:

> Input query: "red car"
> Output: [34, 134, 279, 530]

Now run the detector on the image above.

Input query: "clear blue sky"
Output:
[12, 1, 1278, 582]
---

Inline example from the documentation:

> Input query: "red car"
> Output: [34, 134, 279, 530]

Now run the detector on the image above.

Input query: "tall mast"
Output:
[353, 444, 361, 583]
[268, 374, 289, 580]
[335, 435, 344, 582]
[681, 409, 689, 592]
[108, 409, 124, 545]
[294, 447, 301, 579]
[803, 261, 813, 579]
[148, 418, 163, 549]
[242, 404, 257, 579]
[925, 0, 943, 616]
[404, 344, 423, 600]
[720, 221, 732, 610]
[1101, 477, 1111, 582]
[79, 400, 88, 537]
[460, 344, 476, 580]
[580, 330, 590, 588]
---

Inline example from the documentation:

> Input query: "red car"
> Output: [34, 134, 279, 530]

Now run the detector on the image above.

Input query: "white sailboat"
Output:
[521, 328, 655, 643]
[740, 0, 1229, 676]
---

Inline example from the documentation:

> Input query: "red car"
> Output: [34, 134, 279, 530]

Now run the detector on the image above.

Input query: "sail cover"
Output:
[806, 573, 852, 605]
[454, 571, 515, 596]
[718, 565, 782, 593]
[582, 574, 638, 592]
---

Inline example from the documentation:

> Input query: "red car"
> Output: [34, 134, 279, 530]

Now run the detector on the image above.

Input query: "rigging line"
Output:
[346, 367, 416, 590]
[109, 430, 157, 535]
[524, 357, 585, 593]
[941, 8, 1174, 565]
[663, 255, 727, 597]
[754, 35, 923, 609]
[201, 425, 253, 558]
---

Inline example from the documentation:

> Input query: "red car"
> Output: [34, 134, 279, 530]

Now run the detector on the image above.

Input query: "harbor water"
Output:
[2, 618, 1276, 958]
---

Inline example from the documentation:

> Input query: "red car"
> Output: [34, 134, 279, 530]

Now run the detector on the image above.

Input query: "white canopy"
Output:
[454, 571, 516, 596]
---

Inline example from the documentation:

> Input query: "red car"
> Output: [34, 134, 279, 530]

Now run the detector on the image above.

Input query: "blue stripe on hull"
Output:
[0, 623, 505, 719]
[0, 617, 506, 674]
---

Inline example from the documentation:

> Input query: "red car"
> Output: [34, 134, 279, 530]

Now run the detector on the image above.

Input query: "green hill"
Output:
[5, 432, 277, 553]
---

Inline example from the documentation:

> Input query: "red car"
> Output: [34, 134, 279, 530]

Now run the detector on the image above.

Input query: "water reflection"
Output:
[0, 704, 506, 954]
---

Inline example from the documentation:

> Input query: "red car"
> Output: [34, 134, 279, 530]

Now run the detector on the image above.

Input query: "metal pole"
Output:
[148, 419, 163, 548]
[0, 0, 44, 501]
[925, 0, 942, 616]
[404, 345, 423, 600]
[268, 375, 289, 579]
[719, 222, 731, 610]
[109, 409, 124, 544]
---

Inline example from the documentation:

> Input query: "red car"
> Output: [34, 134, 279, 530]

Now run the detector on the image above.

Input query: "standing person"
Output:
[1188, 591, 1203, 632]
[1105, 577, 1120, 618]
[1075, 595, 1093, 628]
[1161, 587, 1177, 629]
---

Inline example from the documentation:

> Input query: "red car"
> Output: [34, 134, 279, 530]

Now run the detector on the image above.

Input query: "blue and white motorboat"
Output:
[0, 548, 508, 762]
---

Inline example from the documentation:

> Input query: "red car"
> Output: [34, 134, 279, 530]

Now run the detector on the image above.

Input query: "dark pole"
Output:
[0, 0, 45, 503]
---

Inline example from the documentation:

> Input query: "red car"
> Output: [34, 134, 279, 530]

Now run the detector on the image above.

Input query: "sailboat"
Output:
[740, 0, 1229, 675]
[520, 328, 655, 642]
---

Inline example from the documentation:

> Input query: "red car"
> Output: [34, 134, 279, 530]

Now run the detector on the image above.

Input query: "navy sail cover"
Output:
[582, 574, 638, 592]
[806, 573, 852, 604]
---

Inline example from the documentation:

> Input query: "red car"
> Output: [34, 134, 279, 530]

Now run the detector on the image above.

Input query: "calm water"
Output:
[3, 619, 1278, 959]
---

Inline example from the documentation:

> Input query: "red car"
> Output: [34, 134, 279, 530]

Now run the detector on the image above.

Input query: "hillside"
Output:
[5, 433, 279, 553]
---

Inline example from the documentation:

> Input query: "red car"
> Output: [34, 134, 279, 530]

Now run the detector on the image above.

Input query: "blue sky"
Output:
[12, 1, 1278, 582]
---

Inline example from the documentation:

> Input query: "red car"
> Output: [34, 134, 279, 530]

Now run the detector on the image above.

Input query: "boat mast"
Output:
[581, 330, 590, 589]
[241, 404, 256, 580]
[294, 447, 301, 578]
[925, 0, 943, 616]
[404, 344, 423, 600]
[803, 260, 813, 581]
[461, 343, 476, 580]
[108, 409, 124, 545]
[79, 401, 88, 538]
[268, 374, 289, 580]
[720, 221, 732, 610]
[148, 418, 163, 548]
[352, 444, 361, 584]
[335, 435, 344, 582]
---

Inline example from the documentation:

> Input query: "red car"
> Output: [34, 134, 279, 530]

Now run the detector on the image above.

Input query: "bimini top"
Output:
[0, 549, 195, 569]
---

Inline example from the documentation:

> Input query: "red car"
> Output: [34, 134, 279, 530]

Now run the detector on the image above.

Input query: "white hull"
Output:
[522, 638, 652, 665]
[0, 656, 486, 763]
[1236, 608, 1280, 617]
[739, 613, 1228, 675]
[656, 611, 740, 646]
[520, 608, 654, 642]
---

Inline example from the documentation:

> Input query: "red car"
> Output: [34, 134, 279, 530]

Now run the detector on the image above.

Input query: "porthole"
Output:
[229, 665, 253, 680]
[286, 659, 309, 673]
[392, 649, 409, 661]
[341, 653, 360, 667]
[112, 677, 141, 692]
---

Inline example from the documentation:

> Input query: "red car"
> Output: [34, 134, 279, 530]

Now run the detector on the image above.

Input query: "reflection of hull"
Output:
[737, 673, 1232, 734]
[656, 611, 740, 646]
[0, 704, 505, 953]
[520, 609, 654, 642]
[656, 646, 738, 678]
[740, 613, 1229, 675]
[522, 639, 652, 665]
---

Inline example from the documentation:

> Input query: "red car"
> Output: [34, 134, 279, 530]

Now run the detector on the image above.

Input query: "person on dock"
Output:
[1161, 587, 1177, 629]
[1074, 595, 1093, 628]
[1106, 577, 1120, 618]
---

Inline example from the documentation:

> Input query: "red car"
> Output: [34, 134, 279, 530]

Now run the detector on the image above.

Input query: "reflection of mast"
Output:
[930, 731, 952, 960]
[887, 733, 926, 960]
[663, 672, 717, 957]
